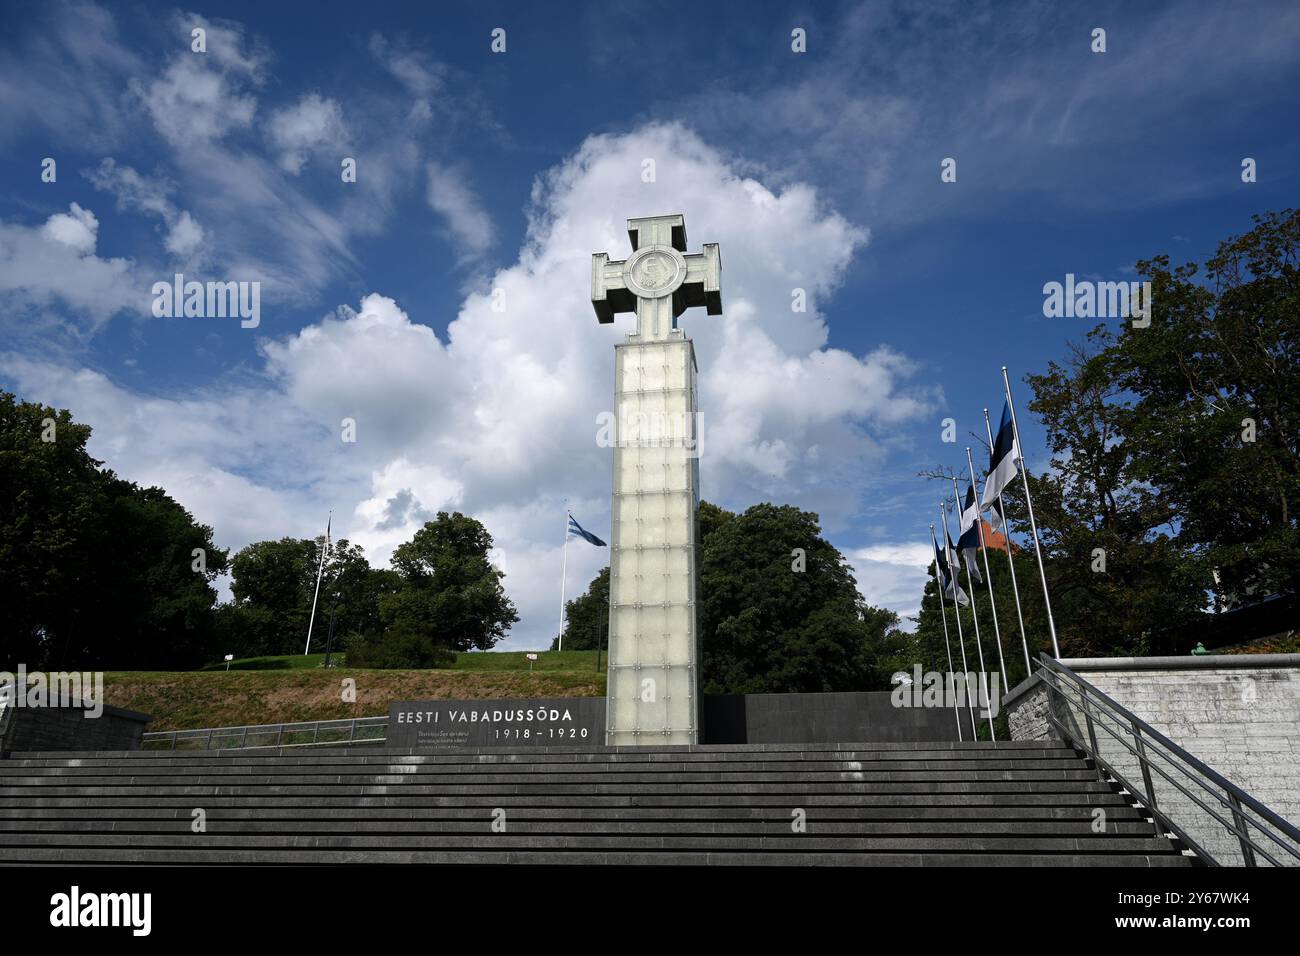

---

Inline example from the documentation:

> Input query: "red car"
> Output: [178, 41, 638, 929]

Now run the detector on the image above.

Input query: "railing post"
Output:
[276, 724, 283, 747]
[312, 722, 320, 744]
[349, 718, 357, 743]
[1227, 792, 1258, 867]
[240, 725, 249, 748]
[1077, 683, 1105, 781]
[205, 728, 214, 751]
[1131, 719, 1158, 811]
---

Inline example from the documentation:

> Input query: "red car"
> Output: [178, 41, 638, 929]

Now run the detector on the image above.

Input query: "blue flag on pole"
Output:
[935, 529, 969, 607]
[567, 514, 607, 547]
[981, 402, 1020, 510]
[957, 481, 984, 584]
[988, 496, 1006, 534]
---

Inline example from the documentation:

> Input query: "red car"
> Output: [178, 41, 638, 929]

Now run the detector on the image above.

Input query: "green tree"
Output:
[1113, 209, 1300, 606]
[699, 502, 905, 694]
[228, 538, 316, 655]
[75, 478, 229, 668]
[552, 566, 609, 651]
[1024, 337, 1210, 656]
[981, 209, 1300, 656]
[226, 536, 376, 657]
[346, 512, 518, 666]
[1, 392, 102, 668]
[0, 391, 227, 669]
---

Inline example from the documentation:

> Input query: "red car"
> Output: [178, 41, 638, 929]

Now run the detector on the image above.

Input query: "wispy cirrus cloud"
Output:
[0, 2, 505, 346]
[426, 162, 495, 261]
[86, 159, 207, 260]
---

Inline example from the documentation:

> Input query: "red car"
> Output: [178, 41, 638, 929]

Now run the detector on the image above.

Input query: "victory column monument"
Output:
[591, 214, 721, 746]
[2, 217, 1266, 870]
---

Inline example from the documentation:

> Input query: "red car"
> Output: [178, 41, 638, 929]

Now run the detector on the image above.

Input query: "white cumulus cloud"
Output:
[268, 93, 347, 174]
[40, 203, 99, 253]
[0, 204, 144, 336]
[3, 123, 937, 647]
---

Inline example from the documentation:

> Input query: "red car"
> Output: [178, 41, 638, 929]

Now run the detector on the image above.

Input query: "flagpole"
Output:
[1001, 367, 1061, 658]
[595, 586, 608, 674]
[940, 503, 979, 739]
[952, 478, 996, 742]
[304, 511, 331, 656]
[985, 407, 1032, 674]
[558, 510, 571, 652]
[931, 524, 963, 741]
[966, 448, 1010, 691]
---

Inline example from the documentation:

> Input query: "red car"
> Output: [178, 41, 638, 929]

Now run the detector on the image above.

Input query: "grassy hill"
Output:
[107, 650, 606, 731]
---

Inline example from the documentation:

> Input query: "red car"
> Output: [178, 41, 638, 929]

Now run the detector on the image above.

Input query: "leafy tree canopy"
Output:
[0, 391, 227, 669]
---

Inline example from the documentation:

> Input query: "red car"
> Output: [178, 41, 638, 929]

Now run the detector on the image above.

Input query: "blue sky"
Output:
[1, 0, 1297, 647]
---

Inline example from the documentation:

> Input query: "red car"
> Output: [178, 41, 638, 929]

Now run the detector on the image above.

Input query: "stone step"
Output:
[0, 781, 1118, 799]
[0, 832, 1185, 854]
[11, 740, 1065, 761]
[0, 804, 1148, 821]
[0, 740, 1179, 866]
[3, 745, 1079, 765]
[0, 769, 1102, 788]
[0, 847, 1195, 866]
[0, 755, 1088, 775]
[0, 819, 1161, 835]
[2, 791, 1136, 809]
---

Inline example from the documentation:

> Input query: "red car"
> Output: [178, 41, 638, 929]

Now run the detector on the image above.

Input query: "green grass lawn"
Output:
[452, 650, 602, 672]
[110, 649, 607, 731]
[200, 653, 331, 671]
[201, 649, 603, 673]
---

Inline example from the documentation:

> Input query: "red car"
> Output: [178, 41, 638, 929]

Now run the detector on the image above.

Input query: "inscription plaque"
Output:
[388, 697, 606, 749]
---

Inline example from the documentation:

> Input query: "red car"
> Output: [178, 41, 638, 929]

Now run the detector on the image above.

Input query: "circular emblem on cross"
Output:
[624, 245, 686, 299]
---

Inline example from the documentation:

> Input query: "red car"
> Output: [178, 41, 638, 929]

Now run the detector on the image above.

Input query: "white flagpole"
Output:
[985, 407, 1032, 674]
[931, 524, 963, 741]
[966, 448, 1009, 692]
[304, 512, 331, 656]
[558, 510, 570, 652]
[953, 478, 996, 742]
[1001, 367, 1061, 658]
[940, 503, 979, 739]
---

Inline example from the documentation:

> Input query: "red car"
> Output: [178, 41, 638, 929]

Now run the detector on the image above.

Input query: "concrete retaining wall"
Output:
[1003, 655, 1300, 865]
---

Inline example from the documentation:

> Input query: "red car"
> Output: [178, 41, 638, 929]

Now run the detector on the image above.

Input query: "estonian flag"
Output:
[936, 528, 970, 607]
[988, 496, 1006, 534]
[956, 481, 983, 583]
[567, 513, 607, 548]
[981, 402, 1020, 510]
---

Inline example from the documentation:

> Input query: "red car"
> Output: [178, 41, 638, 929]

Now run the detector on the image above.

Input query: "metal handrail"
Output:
[1041, 660, 1297, 867]
[143, 716, 388, 751]
[1037, 654, 1300, 866]
[1045, 670, 1249, 863]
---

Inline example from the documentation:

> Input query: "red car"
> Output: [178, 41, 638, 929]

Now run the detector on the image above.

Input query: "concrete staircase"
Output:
[0, 740, 1196, 865]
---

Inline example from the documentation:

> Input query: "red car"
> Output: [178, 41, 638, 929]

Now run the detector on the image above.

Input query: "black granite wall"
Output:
[389, 690, 962, 748]
[0, 703, 152, 754]
[702, 691, 961, 744]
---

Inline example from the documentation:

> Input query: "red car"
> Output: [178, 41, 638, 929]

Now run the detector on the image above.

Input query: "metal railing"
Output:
[143, 716, 388, 751]
[1037, 654, 1300, 867]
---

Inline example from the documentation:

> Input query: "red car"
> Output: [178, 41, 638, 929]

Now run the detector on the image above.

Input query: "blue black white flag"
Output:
[957, 482, 983, 583]
[981, 402, 1020, 510]
[988, 496, 1006, 534]
[935, 528, 969, 607]
[567, 513, 607, 548]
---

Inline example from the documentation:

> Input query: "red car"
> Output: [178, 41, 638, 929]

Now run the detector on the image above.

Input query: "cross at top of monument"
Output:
[591, 214, 721, 341]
